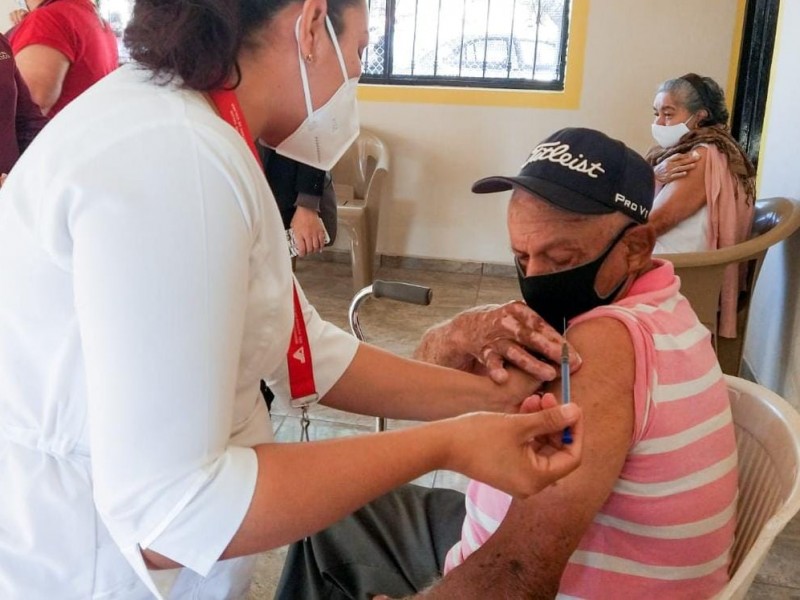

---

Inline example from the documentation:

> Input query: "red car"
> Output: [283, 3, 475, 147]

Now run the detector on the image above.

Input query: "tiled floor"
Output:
[247, 259, 800, 599]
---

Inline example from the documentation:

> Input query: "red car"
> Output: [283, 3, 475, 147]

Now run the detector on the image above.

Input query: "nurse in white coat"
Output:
[0, 0, 584, 598]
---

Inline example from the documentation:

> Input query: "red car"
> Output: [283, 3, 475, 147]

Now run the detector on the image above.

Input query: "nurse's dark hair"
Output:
[124, 0, 362, 91]
[656, 73, 729, 128]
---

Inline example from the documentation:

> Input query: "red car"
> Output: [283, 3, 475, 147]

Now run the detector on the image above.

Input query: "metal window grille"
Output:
[362, 0, 571, 90]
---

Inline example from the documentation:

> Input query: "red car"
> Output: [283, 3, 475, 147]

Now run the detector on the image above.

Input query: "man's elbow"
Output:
[509, 560, 561, 600]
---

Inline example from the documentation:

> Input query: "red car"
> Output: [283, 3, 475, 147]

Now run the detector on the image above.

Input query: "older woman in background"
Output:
[648, 73, 756, 337]
[9, 0, 117, 116]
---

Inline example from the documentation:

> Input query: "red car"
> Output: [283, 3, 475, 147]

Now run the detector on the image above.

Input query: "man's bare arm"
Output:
[419, 317, 635, 598]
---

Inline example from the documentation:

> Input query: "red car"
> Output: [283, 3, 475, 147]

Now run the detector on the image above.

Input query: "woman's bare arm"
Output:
[143, 402, 583, 568]
[649, 147, 709, 237]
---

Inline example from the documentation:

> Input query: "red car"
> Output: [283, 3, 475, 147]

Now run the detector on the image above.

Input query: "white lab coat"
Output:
[0, 66, 359, 599]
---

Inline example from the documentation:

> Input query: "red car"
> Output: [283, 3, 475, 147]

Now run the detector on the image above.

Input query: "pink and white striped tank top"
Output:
[444, 260, 738, 599]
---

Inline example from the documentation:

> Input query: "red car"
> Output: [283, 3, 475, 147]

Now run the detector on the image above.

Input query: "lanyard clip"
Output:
[290, 393, 320, 409]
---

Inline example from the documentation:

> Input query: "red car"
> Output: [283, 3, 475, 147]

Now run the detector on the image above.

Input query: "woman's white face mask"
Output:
[275, 16, 360, 171]
[651, 114, 697, 148]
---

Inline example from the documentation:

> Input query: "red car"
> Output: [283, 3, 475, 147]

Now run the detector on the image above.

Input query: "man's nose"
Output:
[654, 115, 666, 126]
[525, 260, 552, 278]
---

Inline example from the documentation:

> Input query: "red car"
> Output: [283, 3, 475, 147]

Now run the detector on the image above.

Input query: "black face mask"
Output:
[516, 225, 635, 334]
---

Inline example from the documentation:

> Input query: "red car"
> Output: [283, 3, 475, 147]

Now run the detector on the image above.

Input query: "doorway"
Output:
[730, 0, 781, 169]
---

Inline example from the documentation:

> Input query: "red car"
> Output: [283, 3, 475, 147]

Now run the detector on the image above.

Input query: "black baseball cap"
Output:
[472, 128, 655, 223]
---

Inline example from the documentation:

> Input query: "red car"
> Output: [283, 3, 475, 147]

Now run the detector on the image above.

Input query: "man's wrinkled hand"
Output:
[455, 301, 580, 385]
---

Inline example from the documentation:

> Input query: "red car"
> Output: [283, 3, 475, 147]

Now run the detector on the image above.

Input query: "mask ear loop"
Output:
[595, 221, 639, 300]
[324, 16, 350, 84]
[294, 15, 351, 118]
[294, 16, 314, 118]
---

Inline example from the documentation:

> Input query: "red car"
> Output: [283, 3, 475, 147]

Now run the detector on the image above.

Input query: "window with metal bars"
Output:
[362, 0, 571, 90]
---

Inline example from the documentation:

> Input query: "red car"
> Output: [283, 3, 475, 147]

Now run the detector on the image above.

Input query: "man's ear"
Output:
[624, 224, 655, 270]
[297, 0, 328, 62]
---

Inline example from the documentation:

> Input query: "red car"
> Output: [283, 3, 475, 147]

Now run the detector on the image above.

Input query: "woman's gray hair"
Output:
[656, 73, 730, 127]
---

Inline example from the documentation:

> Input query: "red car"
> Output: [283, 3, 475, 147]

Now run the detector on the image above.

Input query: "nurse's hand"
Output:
[0, 174, 6, 188]
[373, 398, 581, 600]
[290, 206, 326, 256]
[446, 402, 583, 499]
[414, 301, 581, 387]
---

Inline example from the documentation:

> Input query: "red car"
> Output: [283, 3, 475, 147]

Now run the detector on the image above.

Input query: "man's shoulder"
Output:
[566, 314, 632, 357]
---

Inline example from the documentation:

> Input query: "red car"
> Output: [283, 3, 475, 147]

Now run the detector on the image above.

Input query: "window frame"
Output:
[360, 0, 572, 91]
[356, 0, 588, 109]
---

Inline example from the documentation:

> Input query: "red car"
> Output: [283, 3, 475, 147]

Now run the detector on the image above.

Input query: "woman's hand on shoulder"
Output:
[9, 8, 28, 25]
[654, 150, 701, 185]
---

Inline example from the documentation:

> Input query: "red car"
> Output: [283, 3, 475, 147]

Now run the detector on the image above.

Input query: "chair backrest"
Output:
[657, 197, 800, 345]
[331, 130, 390, 252]
[720, 375, 800, 599]
[331, 129, 390, 203]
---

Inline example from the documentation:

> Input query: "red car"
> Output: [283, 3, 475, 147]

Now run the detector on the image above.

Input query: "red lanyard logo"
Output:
[209, 89, 318, 406]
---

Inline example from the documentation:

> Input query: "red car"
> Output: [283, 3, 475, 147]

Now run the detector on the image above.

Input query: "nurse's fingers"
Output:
[524, 404, 584, 491]
[519, 392, 559, 414]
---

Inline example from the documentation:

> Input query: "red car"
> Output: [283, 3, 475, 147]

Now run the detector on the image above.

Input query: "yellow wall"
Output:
[357, 0, 743, 264]
[743, 0, 800, 406]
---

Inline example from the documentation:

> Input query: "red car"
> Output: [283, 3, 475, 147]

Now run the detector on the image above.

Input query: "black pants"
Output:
[275, 484, 467, 600]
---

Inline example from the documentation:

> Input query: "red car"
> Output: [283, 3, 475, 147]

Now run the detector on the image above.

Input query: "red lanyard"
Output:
[209, 89, 318, 407]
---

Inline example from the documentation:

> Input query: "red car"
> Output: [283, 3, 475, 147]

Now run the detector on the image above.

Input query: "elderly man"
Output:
[276, 128, 738, 599]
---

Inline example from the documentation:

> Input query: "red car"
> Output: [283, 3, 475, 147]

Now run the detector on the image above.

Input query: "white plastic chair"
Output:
[331, 130, 390, 292]
[719, 375, 800, 598]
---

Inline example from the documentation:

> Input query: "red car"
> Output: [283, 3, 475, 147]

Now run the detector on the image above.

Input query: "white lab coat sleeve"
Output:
[70, 125, 262, 590]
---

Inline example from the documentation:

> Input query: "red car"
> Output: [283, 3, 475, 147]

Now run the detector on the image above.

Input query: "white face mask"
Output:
[651, 114, 696, 148]
[275, 16, 360, 171]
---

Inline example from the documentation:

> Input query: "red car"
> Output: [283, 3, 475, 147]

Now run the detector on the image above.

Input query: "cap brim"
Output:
[472, 175, 616, 216]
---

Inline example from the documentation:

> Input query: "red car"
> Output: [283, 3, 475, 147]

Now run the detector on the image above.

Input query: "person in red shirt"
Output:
[0, 32, 47, 185]
[10, 0, 117, 116]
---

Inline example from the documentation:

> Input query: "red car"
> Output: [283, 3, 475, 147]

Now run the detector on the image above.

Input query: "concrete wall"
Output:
[1, 0, 16, 33]
[743, 0, 800, 406]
